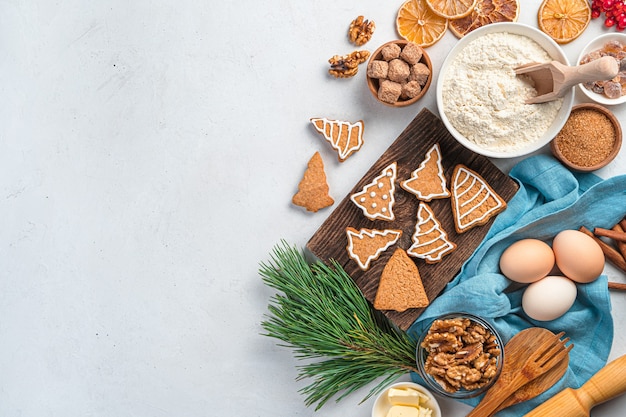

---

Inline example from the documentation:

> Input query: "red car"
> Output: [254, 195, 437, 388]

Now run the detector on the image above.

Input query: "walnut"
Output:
[430, 317, 470, 335]
[421, 316, 502, 393]
[446, 365, 482, 385]
[328, 50, 370, 78]
[455, 342, 483, 364]
[421, 331, 462, 353]
[462, 323, 488, 344]
[432, 375, 457, 393]
[348, 15, 375, 46]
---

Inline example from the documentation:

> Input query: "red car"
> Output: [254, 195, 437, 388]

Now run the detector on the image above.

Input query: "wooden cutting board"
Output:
[306, 108, 519, 331]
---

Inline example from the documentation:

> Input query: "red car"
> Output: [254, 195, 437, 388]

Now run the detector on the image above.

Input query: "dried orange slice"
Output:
[538, 0, 591, 44]
[449, 0, 520, 38]
[425, 0, 478, 19]
[397, 0, 448, 47]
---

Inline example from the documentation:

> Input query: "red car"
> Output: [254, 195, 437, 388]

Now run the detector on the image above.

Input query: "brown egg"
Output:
[499, 239, 555, 283]
[552, 230, 605, 283]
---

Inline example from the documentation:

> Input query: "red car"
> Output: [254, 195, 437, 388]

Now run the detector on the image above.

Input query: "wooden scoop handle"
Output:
[559, 56, 619, 88]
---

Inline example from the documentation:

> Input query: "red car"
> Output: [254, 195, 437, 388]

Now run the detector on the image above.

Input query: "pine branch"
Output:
[260, 241, 418, 410]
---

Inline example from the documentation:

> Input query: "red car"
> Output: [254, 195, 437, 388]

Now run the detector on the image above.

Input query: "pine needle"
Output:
[260, 241, 418, 410]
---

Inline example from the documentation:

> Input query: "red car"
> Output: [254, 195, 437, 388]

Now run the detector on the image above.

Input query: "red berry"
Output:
[593, 9, 602, 17]
[604, 0, 615, 10]
[606, 16, 616, 26]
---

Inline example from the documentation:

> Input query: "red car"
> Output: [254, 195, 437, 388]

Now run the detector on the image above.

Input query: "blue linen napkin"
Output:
[407, 154, 626, 416]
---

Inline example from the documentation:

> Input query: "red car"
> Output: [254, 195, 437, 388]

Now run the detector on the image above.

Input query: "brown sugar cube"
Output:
[367, 60, 389, 79]
[409, 62, 430, 86]
[388, 59, 410, 83]
[401, 80, 422, 99]
[400, 42, 423, 65]
[378, 80, 402, 103]
[380, 43, 401, 61]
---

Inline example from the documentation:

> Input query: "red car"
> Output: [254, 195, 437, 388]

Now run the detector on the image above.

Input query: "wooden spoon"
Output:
[515, 56, 618, 104]
[494, 328, 570, 414]
[467, 328, 573, 417]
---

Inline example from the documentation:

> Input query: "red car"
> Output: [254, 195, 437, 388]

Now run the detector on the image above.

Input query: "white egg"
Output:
[522, 276, 577, 321]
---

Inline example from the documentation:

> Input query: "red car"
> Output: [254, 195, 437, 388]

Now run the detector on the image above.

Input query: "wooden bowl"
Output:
[551, 103, 622, 172]
[365, 40, 432, 108]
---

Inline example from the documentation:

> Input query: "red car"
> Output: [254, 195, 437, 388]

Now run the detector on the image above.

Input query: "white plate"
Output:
[371, 381, 441, 417]
[577, 32, 626, 106]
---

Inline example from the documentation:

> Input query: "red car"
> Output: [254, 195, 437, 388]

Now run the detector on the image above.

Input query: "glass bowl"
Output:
[416, 313, 504, 399]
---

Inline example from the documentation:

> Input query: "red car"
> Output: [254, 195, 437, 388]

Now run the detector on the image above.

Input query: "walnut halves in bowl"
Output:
[416, 313, 504, 399]
[366, 40, 432, 107]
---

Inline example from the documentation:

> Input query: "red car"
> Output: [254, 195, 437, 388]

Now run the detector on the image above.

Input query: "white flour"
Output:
[442, 32, 563, 152]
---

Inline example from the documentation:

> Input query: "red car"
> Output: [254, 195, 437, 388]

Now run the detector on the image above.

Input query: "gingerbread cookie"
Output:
[374, 248, 429, 312]
[346, 227, 402, 270]
[451, 164, 507, 234]
[292, 151, 334, 212]
[400, 143, 450, 201]
[407, 202, 456, 263]
[310, 117, 364, 162]
[350, 162, 397, 221]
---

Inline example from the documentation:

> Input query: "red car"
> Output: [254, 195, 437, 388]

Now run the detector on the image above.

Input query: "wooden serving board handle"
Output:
[524, 354, 626, 417]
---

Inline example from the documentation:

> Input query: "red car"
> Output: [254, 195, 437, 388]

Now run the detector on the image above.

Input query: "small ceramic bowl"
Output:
[437, 22, 574, 158]
[371, 381, 441, 417]
[551, 103, 622, 172]
[416, 313, 504, 399]
[577, 33, 626, 106]
[366, 40, 432, 107]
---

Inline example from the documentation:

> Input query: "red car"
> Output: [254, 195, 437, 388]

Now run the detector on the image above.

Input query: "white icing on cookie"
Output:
[350, 163, 397, 221]
[400, 143, 450, 201]
[451, 165, 506, 233]
[310, 118, 364, 162]
[407, 202, 456, 263]
[345, 227, 402, 270]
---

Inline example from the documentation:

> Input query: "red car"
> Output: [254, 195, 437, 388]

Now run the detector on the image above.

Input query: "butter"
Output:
[386, 405, 420, 417]
[387, 387, 428, 407]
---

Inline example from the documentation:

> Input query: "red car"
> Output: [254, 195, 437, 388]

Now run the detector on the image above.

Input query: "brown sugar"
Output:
[554, 108, 616, 167]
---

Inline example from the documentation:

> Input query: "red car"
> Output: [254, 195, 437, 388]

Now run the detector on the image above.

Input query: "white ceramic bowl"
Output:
[577, 32, 626, 106]
[437, 22, 574, 158]
[371, 381, 441, 417]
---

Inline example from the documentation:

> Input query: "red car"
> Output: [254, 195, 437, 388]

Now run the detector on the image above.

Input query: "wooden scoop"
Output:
[523, 354, 626, 417]
[467, 328, 573, 417]
[515, 56, 619, 104]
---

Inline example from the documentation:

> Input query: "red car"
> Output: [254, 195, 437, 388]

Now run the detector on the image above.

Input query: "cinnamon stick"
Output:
[594, 227, 626, 242]
[609, 282, 626, 291]
[580, 226, 626, 272]
[612, 223, 626, 261]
